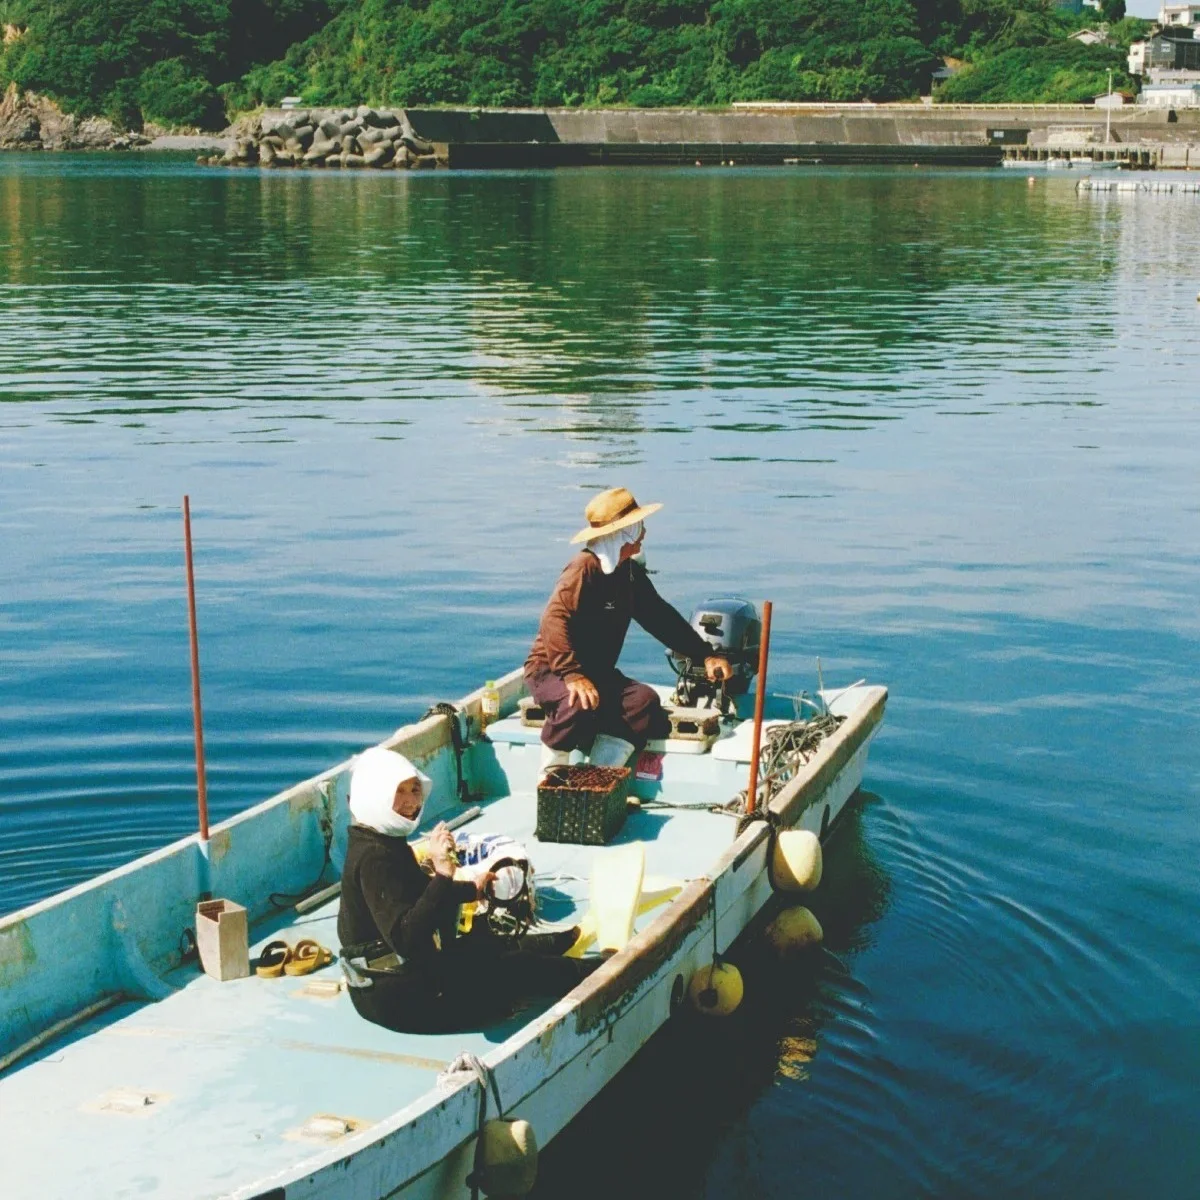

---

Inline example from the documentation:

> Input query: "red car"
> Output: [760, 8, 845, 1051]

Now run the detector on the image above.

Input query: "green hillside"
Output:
[0, 0, 1148, 131]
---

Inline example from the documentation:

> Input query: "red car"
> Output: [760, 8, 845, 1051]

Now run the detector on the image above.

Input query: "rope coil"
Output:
[735, 712, 845, 816]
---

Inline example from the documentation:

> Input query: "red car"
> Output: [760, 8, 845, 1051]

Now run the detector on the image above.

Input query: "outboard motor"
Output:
[668, 597, 761, 711]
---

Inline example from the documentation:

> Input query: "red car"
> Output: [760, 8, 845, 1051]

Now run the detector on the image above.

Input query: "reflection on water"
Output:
[0, 163, 1121, 434]
[1, 157, 1199, 1197]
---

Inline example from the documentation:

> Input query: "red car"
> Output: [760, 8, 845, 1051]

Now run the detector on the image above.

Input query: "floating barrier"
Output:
[475, 1119, 539, 1197]
[1077, 177, 1200, 196]
[688, 962, 744, 1016]
[764, 905, 824, 955]
[771, 829, 824, 893]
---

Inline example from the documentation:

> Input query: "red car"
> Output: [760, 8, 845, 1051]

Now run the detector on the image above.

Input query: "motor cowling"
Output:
[670, 598, 761, 708]
[689, 598, 761, 696]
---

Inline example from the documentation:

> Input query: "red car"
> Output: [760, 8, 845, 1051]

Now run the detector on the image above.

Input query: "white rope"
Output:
[439, 1053, 504, 1200]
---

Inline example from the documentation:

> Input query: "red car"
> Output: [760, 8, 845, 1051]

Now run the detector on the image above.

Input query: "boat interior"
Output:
[0, 678, 866, 1198]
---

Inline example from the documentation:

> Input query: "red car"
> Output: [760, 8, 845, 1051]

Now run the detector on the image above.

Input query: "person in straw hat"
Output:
[525, 487, 732, 772]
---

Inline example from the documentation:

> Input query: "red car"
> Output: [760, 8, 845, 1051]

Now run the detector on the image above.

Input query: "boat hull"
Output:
[0, 675, 885, 1200]
[231, 687, 885, 1200]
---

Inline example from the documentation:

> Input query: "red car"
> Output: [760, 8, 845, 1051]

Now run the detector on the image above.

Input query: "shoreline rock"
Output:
[0, 83, 140, 151]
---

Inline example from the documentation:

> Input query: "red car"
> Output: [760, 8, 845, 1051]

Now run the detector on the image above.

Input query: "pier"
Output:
[213, 103, 1200, 172]
[1002, 143, 1200, 169]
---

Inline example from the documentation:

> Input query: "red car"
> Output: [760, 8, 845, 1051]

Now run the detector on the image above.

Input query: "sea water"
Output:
[1, 157, 1197, 1197]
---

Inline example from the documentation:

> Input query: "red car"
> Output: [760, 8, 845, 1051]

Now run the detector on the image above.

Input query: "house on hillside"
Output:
[1159, 3, 1200, 26]
[1129, 32, 1200, 74]
[1071, 28, 1112, 45]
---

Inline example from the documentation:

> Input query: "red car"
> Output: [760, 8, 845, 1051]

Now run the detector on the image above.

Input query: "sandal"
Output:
[284, 938, 333, 976]
[255, 940, 292, 978]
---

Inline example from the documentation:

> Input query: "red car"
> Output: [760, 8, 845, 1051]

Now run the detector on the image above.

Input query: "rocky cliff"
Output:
[0, 84, 146, 150]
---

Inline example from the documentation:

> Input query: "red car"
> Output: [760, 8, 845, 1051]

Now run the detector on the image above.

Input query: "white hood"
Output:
[348, 746, 432, 838]
[588, 519, 644, 575]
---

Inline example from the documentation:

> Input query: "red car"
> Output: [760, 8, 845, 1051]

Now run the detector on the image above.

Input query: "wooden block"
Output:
[665, 707, 721, 741]
[196, 899, 250, 982]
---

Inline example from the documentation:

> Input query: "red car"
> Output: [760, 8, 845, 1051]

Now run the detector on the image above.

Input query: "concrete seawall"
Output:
[208, 102, 1200, 171]
[404, 104, 1200, 169]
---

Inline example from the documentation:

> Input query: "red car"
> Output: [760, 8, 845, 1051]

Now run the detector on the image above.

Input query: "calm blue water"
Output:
[1, 156, 1198, 1197]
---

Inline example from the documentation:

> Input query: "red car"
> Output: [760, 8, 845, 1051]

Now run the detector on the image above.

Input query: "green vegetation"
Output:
[0, 0, 337, 127]
[938, 41, 1127, 103]
[229, 0, 939, 111]
[938, 12, 1149, 103]
[0, 0, 1157, 129]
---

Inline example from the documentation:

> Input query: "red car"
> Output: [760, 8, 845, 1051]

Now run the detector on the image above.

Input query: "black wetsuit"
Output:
[338, 824, 587, 1034]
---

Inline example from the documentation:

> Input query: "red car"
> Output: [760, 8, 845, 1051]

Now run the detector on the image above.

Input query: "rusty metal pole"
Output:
[745, 600, 773, 815]
[183, 495, 209, 841]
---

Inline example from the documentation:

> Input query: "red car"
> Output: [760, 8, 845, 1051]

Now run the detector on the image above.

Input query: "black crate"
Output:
[535, 765, 631, 845]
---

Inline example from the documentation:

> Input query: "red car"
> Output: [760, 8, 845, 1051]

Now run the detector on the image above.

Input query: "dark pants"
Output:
[350, 932, 590, 1035]
[526, 668, 671, 752]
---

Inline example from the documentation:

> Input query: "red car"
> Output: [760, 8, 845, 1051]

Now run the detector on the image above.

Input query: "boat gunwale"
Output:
[0, 669, 529, 936]
[769, 685, 888, 826]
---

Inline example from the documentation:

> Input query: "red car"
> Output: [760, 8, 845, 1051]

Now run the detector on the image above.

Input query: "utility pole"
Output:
[1106, 68, 1113, 145]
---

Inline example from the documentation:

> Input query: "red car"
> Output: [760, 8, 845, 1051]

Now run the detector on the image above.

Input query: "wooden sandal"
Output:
[254, 940, 292, 978]
[283, 938, 333, 976]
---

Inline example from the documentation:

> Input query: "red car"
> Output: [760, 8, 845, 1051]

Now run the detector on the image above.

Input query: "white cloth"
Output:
[348, 746, 432, 837]
[589, 519, 644, 575]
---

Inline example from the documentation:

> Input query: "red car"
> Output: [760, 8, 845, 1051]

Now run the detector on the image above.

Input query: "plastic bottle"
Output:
[481, 680, 501, 730]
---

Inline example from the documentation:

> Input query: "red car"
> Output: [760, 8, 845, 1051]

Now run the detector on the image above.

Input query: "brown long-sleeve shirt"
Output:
[526, 551, 712, 682]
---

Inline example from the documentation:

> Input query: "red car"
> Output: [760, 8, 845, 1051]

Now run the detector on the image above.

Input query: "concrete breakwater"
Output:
[210, 106, 439, 169]
[210, 103, 1200, 172]
[414, 104, 1200, 169]
[7, 91, 1200, 168]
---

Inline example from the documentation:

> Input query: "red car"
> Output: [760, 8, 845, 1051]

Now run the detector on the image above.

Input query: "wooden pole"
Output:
[745, 600, 773, 815]
[183, 495, 209, 841]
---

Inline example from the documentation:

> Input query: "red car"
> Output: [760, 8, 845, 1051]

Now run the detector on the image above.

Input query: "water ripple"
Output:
[2, 158, 1199, 1198]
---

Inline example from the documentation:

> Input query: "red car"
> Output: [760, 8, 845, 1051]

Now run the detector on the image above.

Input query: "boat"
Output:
[0, 624, 887, 1199]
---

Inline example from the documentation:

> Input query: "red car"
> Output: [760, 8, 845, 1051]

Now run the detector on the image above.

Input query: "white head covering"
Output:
[349, 746, 432, 837]
[588, 519, 644, 575]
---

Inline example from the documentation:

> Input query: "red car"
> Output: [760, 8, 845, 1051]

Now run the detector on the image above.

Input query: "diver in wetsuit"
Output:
[337, 747, 587, 1034]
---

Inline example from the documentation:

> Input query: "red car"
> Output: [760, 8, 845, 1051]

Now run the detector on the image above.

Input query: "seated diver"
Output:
[525, 487, 733, 774]
[338, 746, 590, 1034]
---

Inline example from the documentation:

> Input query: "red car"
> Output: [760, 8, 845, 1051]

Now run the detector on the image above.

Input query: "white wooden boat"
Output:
[0, 666, 886, 1199]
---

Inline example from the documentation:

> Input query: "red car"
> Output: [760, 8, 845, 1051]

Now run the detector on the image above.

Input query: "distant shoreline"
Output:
[6, 100, 1200, 172]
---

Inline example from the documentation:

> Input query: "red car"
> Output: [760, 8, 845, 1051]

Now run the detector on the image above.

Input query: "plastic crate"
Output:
[536, 765, 631, 845]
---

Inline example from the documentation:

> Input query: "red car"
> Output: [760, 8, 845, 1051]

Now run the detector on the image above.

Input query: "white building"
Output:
[1159, 3, 1200, 26]
[1129, 33, 1200, 74]
[1137, 80, 1200, 105]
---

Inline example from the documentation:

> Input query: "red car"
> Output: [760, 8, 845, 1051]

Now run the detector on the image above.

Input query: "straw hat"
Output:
[569, 487, 663, 545]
